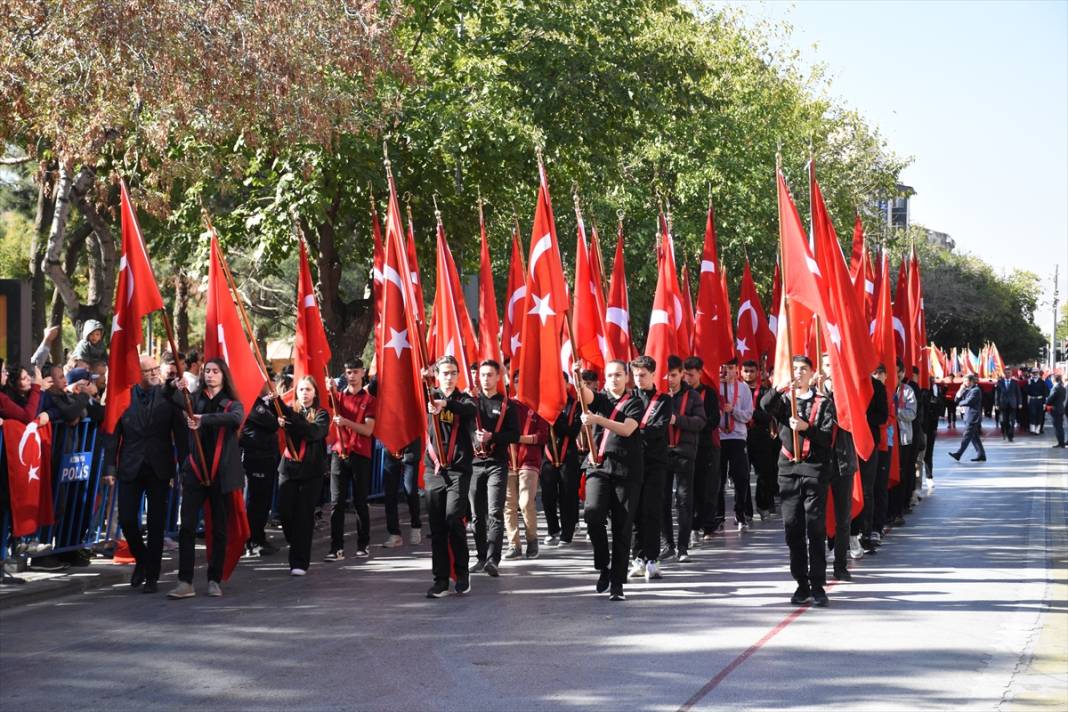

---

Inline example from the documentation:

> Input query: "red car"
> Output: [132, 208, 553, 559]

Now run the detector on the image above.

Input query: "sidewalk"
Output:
[0, 500, 414, 610]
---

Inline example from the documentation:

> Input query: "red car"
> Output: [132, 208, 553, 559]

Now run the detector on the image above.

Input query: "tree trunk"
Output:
[42, 164, 96, 332]
[72, 178, 117, 312]
[174, 272, 190, 352]
[29, 162, 55, 340]
[46, 222, 92, 363]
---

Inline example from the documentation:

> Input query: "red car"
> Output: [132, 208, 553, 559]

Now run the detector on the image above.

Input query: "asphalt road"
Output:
[2, 423, 1065, 711]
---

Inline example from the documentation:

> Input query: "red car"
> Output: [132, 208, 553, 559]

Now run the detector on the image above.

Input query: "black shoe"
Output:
[812, 587, 829, 607]
[426, 581, 450, 598]
[659, 545, 676, 560]
[142, 580, 158, 594]
[948, 451, 961, 461]
[471, 559, 487, 574]
[608, 586, 625, 601]
[596, 568, 611, 594]
[892, 516, 906, 527]
[455, 576, 471, 595]
[971, 456, 987, 462]
[1052, 444, 1066, 448]
[525, 542, 539, 559]
[257, 541, 279, 556]
[860, 538, 878, 554]
[833, 567, 852, 582]
[130, 563, 145, 588]
[62, 549, 92, 567]
[791, 585, 813, 605]
[29, 555, 69, 573]
[484, 561, 499, 577]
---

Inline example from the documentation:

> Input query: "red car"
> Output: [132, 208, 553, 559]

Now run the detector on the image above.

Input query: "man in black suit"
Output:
[994, 373, 1022, 442]
[1047, 375, 1066, 448]
[104, 355, 186, 593]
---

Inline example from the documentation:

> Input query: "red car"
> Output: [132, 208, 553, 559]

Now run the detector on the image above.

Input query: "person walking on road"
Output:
[949, 374, 986, 462]
[1047, 374, 1066, 448]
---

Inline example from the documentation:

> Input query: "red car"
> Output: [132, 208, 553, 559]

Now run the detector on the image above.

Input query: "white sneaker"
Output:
[926, 478, 935, 494]
[848, 535, 865, 560]
[383, 534, 403, 548]
[645, 560, 662, 581]
[544, 535, 560, 547]
[167, 581, 196, 599]
[827, 547, 836, 564]
[736, 521, 745, 532]
[628, 557, 646, 579]
[409, 529, 423, 545]
[910, 491, 920, 507]
[290, 568, 307, 576]
[207, 580, 222, 597]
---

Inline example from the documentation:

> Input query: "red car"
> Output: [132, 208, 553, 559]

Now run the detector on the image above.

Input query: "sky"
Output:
[717, 0, 1068, 335]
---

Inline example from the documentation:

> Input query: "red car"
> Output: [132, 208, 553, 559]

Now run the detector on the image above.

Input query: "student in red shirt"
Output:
[325, 358, 377, 561]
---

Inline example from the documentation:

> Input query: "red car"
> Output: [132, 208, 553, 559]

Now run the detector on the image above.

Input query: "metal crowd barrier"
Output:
[2, 418, 390, 563]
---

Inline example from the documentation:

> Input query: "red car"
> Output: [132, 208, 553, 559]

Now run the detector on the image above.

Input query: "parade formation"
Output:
[3, 148, 1063, 611]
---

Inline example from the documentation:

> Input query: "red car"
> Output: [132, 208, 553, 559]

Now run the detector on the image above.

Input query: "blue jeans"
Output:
[382, 455, 422, 535]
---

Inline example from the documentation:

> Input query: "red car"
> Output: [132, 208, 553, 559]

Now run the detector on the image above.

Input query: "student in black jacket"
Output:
[627, 356, 670, 581]
[661, 356, 707, 565]
[540, 385, 582, 547]
[853, 374, 888, 554]
[742, 360, 780, 520]
[104, 355, 185, 593]
[761, 355, 837, 607]
[424, 355, 477, 599]
[168, 359, 245, 599]
[683, 356, 721, 541]
[276, 376, 330, 576]
[575, 359, 644, 601]
[240, 383, 281, 556]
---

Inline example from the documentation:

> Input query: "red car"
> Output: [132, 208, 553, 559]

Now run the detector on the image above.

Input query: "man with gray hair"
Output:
[949, 374, 986, 462]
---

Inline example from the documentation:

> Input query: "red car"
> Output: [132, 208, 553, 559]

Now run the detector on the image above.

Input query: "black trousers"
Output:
[923, 419, 937, 478]
[1054, 411, 1066, 446]
[999, 407, 1016, 441]
[752, 445, 780, 513]
[953, 423, 986, 459]
[118, 466, 171, 583]
[779, 474, 828, 589]
[584, 472, 640, 587]
[692, 443, 722, 533]
[382, 455, 421, 535]
[277, 476, 320, 571]
[330, 454, 371, 552]
[852, 454, 878, 537]
[541, 452, 580, 541]
[872, 447, 891, 535]
[469, 459, 507, 563]
[632, 461, 664, 562]
[243, 459, 277, 547]
[660, 454, 695, 554]
[1028, 397, 1045, 432]
[720, 439, 753, 523]
[828, 473, 853, 567]
[178, 478, 227, 584]
[427, 467, 470, 585]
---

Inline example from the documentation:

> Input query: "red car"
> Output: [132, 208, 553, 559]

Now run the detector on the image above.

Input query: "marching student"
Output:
[682, 356, 721, 541]
[240, 381, 282, 557]
[819, 353, 857, 582]
[380, 440, 424, 547]
[719, 358, 755, 531]
[661, 355, 707, 564]
[504, 388, 548, 560]
[169, 359, 245, 599]
[424, 356, 477, 598]
[627, 355, 669, 581]
[761, 355, 837, 607]
[574, 359, 644, 601]
[540, 382, 582, 547]
[275, 376, 330, 577]
[469, 360, 518, 575]
[326, 358, 377, 561]
[741, 359, 779, 520]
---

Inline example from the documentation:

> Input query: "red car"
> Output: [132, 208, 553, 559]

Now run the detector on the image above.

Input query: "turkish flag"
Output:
[659, 211, 691, 356]
[604, 225, 635, 363]
[293, 240, 334, 422]
[811, 165, 878, 460]
[375, 171, 427, 454]
[477, 205, 503, 365]
[775, 168, 817, 358]
[573, 213, 608, 370]
[693, 203, 733, 387]
[103, 179, 166, 434]
[645, 234, 682, 389]
[907, 247, 929, 388]
[735, 259, 774, 364]
[721, 265, 736, 358]
[428, 220, 474, 392]
[501, 224, 527, 368]
[849, 214, 866, 280]
[872, 253, 900, 486]
[405, 206, 427, 323]
[204, 235, 267, 419]
[2, 420, 54, 536]
[680, 265, 696, 357]
[893, 257, 912, 377]
[516, 161, 569, 422]
[371, 202, 385, 372]
[767, 261, 782, 360]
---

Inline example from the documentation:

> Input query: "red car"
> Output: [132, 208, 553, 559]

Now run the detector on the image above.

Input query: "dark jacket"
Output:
[1025, 378, 1050, 400]
[174, 387, 245, 493]
[956, 385, 983, 427]
[544, 398, 582, 467]
[240, 395, 281, 472]
[633, 387, 670, 469]
[866, 376, 889, 444]
[278, 401, 330, 481]
[585, 390, 645, 480]
[692, 383, 721, 451]
[106, 382, 186, 482]
[666, 383, 707, 462]
[424, 388, 477, 472]
[746, 382, 780, 469]
[995, 378, 1022, 410]
[823, 387, 857, 479]
[761, 386, 837, 481]
[1047, 383, 1066, 415]
[41, 388, 91, 427]
[472, 392, 519, 463]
